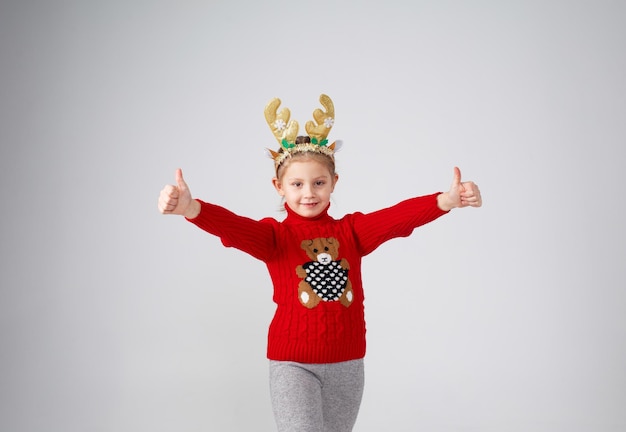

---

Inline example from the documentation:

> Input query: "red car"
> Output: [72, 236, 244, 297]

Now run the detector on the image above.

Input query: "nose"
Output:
[303, 183, 315, 198]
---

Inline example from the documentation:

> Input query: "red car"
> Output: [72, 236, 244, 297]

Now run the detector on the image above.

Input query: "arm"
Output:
[351, 167, 482, 256]
[158, 169, 276, 261]
[351, 193, 448, 256]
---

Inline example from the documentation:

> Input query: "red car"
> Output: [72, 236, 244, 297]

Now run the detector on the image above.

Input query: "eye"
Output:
[313, 248, 318, 253]
[315, 180, 326, 186]
[324, 247, 329, 251]
[292, 182, 302, 187]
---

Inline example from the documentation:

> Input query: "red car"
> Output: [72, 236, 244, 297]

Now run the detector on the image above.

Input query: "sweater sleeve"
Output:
[350, 193, 448, 256]
[186, 199, 277, 262]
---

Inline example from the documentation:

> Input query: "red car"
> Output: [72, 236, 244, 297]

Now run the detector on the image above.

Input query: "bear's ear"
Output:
[301, 239, 313, 250]
[326, 237, 339, 248]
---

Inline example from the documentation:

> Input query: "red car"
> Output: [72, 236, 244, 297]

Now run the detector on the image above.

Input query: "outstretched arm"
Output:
[158, 168, 277, 261]
[437, 167, 482, 211]
[158, 168, 201, 219]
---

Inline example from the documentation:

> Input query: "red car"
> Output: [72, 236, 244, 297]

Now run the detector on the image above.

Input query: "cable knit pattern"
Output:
[187, 193, 447, 363]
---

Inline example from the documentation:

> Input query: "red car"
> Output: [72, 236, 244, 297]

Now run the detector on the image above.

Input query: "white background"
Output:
[1, 1, 625, 431]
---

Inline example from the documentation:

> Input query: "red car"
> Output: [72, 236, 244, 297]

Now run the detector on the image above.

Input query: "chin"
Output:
[298, 205, 323, 217]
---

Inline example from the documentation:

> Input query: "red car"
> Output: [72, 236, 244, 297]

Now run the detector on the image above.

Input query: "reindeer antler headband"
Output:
[265, 94, 340, 169]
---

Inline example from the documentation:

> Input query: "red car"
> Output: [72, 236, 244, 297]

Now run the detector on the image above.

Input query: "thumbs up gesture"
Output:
[158, 168, 200, 218]
[437, 167, 482, 211]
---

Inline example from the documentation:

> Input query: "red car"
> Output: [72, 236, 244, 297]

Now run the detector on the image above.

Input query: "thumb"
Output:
[452, 166, 462, 186]
[175, 168, 189, 191]
[452, 166, 465, 192]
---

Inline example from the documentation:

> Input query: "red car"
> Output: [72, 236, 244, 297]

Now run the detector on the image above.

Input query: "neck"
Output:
[284, 203, 331, 223]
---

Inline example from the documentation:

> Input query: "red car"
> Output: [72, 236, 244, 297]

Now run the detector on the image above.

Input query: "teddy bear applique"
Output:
[295, 237, 353, 309]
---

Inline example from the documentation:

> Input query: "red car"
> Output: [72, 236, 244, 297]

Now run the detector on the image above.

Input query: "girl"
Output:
[157, 95, 482, 432]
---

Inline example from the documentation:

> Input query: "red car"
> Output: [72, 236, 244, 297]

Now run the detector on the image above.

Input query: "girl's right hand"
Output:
[158, 168, 200, 218]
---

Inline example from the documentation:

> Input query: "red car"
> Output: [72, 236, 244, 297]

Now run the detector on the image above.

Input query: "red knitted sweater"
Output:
[187, 193, 447, 363]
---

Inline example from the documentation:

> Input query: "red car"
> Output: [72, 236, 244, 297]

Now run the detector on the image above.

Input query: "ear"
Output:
[326, 237, 339, 248]
[272, 177, 284, 196]
[331, 173, 339, 192]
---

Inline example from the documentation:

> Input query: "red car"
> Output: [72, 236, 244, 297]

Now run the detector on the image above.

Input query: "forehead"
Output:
[281, 159, 333, 178]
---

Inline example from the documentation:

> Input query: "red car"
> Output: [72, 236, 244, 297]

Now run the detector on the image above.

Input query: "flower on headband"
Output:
[274, 119, 286, 131]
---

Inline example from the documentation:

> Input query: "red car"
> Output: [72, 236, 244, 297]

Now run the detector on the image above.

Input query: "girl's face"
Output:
[272, 159, 338, 218]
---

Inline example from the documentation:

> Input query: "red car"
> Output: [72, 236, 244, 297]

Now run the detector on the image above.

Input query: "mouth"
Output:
[300, 202, 318, 208]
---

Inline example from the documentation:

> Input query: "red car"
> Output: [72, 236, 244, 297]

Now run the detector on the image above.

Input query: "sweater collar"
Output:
[284, 203, 332, 224]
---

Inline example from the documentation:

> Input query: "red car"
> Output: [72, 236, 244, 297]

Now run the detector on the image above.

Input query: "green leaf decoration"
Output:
[281, 139, 295, 149]
[310, 137, 329, 147]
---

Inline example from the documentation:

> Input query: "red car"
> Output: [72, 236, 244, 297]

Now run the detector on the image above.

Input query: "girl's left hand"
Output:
[438, 167, 482, 210]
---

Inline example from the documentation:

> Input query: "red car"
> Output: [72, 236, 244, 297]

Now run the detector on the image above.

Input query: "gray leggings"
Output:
[269, 359, 365, 432]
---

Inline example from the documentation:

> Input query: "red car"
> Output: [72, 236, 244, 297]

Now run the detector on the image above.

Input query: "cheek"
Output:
[283, 189, 297, 199]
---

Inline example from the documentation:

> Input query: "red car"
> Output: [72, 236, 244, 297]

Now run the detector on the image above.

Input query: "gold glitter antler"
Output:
[264, 98, 299, 150]
[305, 94, 335, 146]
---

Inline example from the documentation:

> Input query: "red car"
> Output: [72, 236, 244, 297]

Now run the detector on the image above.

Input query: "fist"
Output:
[438, 167, 482, 211]
[451, 166, 482, 208]
[158, 168, 196, 217]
